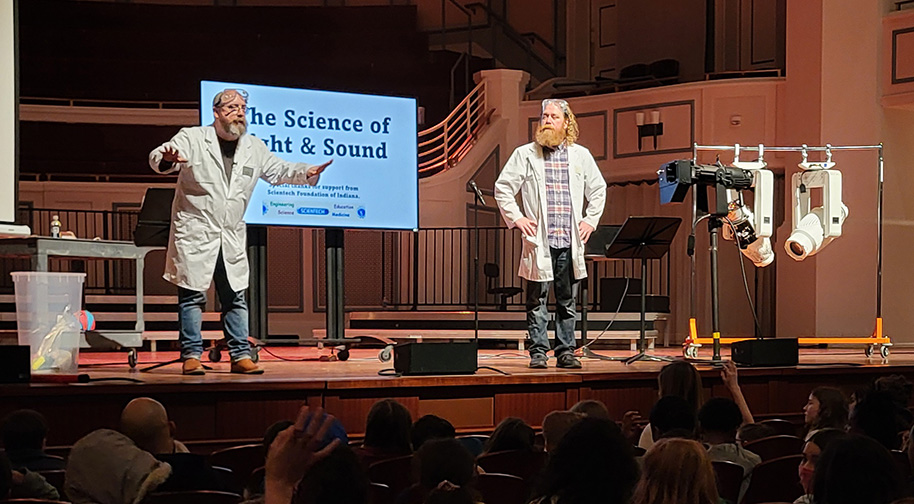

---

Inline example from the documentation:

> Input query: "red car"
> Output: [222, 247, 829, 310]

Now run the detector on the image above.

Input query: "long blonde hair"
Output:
[633, 438, 718, 504]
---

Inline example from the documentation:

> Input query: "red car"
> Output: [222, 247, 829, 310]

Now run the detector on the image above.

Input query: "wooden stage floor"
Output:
[3, 346, 913, 449]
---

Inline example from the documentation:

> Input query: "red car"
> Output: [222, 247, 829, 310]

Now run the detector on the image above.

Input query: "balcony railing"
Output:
[418, 79, 492, 178]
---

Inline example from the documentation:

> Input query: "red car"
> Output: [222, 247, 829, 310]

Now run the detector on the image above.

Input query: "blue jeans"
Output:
[526, 247, 579, 358]
[178, 249, 251, 361]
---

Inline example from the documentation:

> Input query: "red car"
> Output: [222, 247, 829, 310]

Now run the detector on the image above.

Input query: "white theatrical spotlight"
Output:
[722, 145, 775, 267]
[785, 147, 849, 261]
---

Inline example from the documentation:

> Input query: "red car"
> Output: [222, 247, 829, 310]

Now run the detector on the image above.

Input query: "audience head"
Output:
[120, 397, 175, 454]
[569, 399, 611, 420]
[849, 390, 908, 450]
[736, 423, 776, 445]
[410, 415, 456, 451]
[483, 417, 535, 453]
[542, 410, 584, 452]
[812, 434, 903, 504]
[263, 420, 294, 454]
[1, 409, 50, 451]
[293, 444, 368, 504]
[536, 416, 639, 504]
[363, 399, 412, 454]
[874, 375, 913, 409]
[798, 428, 846, 494]
[415, 438, 476, 489]
[698, 397, 742, 443]
[658, 361, 703, 412]
[650, 395, 697, 440]
[634, 438, 718, 504]
[805, 387, 848, 431]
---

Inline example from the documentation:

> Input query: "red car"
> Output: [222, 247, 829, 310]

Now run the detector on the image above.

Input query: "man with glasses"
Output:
[149, 89, 332, 375]
[494, 99, 607, 369]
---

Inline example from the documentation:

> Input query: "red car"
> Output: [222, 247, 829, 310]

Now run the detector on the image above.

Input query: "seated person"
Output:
[120, 397, 229, 492]
[1, 409, 66, 471]
[481, 417, 537, 454]
[699, 397, 761, 503]
[410, 414, 456, 451]
[650, 395, 697, 441]
[542, 410, 583, 452]
[0, 451, 59, 501]
[353, 398, 413, 468]
[65, 428, 172, 504]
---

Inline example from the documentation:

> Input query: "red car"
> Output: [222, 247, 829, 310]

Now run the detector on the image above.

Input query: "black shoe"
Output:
[529, 354, 548, 369]
[556, 353, 582, 369]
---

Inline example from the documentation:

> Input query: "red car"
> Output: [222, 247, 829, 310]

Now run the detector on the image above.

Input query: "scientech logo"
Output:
[297, 207, 330, 215]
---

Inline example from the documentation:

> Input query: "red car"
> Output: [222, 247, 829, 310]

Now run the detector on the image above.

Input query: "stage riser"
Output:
[1, 364, 910, 448]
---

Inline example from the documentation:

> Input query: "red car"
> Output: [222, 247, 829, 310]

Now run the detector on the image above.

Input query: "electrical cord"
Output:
[578, 277, 631, 351]
[724, 217, 765, 338]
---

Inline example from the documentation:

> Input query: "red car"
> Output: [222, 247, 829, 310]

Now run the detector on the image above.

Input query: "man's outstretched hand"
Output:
[162, 145, 187, 164]
[307, 159, 333, 178]
[264, 405, 341, 504]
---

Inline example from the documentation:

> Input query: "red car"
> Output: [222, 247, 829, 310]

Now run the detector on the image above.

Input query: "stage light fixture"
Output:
[784, 148, 848, 261]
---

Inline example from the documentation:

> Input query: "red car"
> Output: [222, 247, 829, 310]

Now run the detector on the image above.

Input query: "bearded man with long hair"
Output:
[494, 99, 607, 369]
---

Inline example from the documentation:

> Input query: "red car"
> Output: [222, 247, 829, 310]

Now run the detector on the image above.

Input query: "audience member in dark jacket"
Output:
[1, 409, 66, 471]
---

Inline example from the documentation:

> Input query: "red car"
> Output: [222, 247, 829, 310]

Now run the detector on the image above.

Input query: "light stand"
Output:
[468, 180, 486, 340]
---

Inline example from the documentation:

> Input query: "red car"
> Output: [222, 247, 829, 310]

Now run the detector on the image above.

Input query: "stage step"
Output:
[313, 328, 658, 351]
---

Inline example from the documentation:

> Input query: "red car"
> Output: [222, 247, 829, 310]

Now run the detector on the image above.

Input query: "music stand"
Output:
[586, 216, 681, 364]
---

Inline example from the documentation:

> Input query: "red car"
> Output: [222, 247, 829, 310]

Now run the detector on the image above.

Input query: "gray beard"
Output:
[220, 119, 247, 140]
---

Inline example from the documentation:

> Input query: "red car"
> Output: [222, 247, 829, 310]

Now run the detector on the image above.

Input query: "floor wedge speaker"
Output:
[731, 338, 799, 367]
[393, 341, 478, 375]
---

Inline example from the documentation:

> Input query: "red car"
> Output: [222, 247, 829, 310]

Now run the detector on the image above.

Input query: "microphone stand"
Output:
[469, 181, 486, 341]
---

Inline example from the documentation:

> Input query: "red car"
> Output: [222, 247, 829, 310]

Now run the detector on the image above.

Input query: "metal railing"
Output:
[316, 226, 670, 311]
[0, 207, 141, 295]
[418, 79, 491, 177]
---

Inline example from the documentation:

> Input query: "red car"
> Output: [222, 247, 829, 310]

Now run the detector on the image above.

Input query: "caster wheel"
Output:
[881, 345, 890, 360]
[208, 347, 222, 363]
[251, 347, 260, 363]
[337, 348, 350, 361]
[128, 348, 137, 368]
[684, 345, 699, 359]
[865, 345, 874, 358]
[378, 345, 393, 363]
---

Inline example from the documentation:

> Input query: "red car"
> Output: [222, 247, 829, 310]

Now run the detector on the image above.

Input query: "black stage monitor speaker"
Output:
[134, 188, 175, 247]
[394, 341, 478, 375]
[731, 338, 799, 367]
[0, 345, 31, 383]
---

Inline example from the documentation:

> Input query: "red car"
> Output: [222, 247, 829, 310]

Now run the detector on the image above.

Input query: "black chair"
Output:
[648, 58, 680, 85]
[476, 450, 547, 490]
[475, 473, 527, 504]
[367, 455, 415, 498]
[208, 444, 265, 483]
[143, 490, 242, 504]
[711, 460, 744, 504]
[484, 263, 523, 310]
[740, 454, 804, 504]
[742, 435, 804, 461]
[759, 418, 800, 437]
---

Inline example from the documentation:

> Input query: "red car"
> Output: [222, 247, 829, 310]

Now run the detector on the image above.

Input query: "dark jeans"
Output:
[177, 249, 251, 361]
[526, 247, 579, 358]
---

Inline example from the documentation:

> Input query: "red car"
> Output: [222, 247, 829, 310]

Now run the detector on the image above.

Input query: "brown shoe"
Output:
[182, 358, 205, 375]
[231, 358, 264, 375]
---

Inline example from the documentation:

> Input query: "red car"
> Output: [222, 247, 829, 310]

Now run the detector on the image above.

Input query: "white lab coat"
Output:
[149, 125, 320, 292]
[494, 142, 607, 282]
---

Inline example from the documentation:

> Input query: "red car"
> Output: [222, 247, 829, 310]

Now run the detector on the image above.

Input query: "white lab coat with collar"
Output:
[494, 142, 607, 282]
[149, 125, 320, 292]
